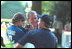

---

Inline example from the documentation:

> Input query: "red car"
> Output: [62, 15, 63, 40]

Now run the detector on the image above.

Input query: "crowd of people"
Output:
[1, 11, 71, 48]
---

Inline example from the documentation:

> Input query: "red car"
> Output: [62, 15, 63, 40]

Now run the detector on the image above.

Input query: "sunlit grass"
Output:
[1, 40, 14, 48]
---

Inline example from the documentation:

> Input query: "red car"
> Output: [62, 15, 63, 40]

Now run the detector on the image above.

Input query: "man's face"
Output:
[28, 13, 38, 26]
[38, 18, 45, 28]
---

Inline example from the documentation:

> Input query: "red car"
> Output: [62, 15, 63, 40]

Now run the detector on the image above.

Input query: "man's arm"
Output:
[14, 31, 33, 48]
[14, 43, 23, 48]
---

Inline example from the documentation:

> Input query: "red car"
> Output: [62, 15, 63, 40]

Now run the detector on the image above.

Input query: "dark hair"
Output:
[40, 15, 52, 28]
[12, 12, 25, 24]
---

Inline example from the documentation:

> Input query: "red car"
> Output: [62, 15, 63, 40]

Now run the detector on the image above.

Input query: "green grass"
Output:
[1, 44, 13, 48]
[57, 44, 62, 48]
[1, 40, 14, 48]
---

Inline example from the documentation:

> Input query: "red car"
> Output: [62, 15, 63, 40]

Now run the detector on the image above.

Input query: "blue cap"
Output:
[40, 14, 52, 25]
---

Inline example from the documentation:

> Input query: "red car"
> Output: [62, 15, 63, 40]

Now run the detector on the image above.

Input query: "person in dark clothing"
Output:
[15, 15, 57, 48]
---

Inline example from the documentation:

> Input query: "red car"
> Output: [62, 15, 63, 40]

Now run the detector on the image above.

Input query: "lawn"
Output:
[1, 40, 14, 48]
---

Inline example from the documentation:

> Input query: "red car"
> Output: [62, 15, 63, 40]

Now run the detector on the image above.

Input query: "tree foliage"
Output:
[1, 1, 28, 19]
[42, 1, 56, 14]
[42, 1, 71, 26]
[50, 1, 71, 25]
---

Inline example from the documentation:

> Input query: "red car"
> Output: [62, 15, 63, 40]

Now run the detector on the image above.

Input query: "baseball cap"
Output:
[40, 14, 52, 25]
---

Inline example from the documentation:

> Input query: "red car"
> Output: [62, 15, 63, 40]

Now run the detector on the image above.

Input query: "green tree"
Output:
[42, 1, 56, 14]
[42, 1, 71, 27]
[42, 1, 56, 25]
[1, 1, 27, 19]
[50, 1, 71, 26]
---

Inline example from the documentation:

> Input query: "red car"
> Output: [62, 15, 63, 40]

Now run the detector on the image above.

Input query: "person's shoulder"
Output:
[6, 25, 16, 35]
[7, 25, 14, 29]
[7, 25, 18, 31]
[8, 25, 16, 28]
[39, 28, 51, 32]
[28, 28, 48, 35]
[27, 29, 38, 35]
[29, 29, 38, 32]
[49, 30, 57, 40]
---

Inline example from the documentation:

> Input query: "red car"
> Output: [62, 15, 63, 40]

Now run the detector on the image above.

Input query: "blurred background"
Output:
[1, 1, 71, 48]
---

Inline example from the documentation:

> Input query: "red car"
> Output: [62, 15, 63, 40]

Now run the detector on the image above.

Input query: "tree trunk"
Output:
[32, 1, 42, 14]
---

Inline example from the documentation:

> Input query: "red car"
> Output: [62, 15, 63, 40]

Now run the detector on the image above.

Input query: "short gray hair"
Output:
[26, 11, 37, 19]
